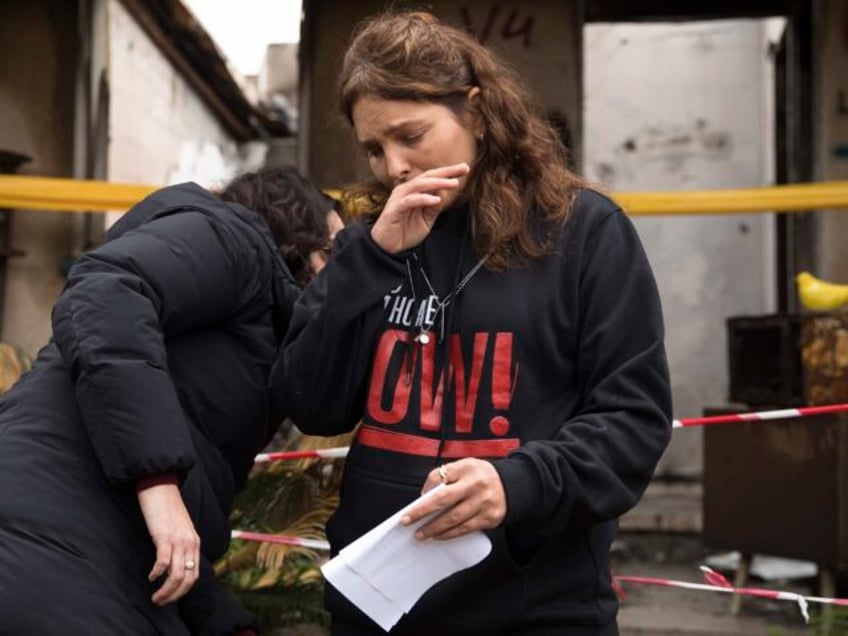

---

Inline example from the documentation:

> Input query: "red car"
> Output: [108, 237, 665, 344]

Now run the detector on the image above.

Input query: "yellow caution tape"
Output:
[1, 175, 848, 216]
[614, 180, 848, 216]
[0, 176, 156, 212]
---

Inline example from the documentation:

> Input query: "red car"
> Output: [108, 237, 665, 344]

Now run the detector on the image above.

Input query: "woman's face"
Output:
[351, 95, 479, 210]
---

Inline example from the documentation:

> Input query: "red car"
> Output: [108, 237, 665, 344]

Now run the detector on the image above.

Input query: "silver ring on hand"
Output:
[438, 464, 449, 483]
[184, 559, 196, 571]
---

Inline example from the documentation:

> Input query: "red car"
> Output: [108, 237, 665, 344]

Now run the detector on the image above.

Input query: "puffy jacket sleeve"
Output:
[52, 210, 270, 486]
[272, 222, 407, 435]
[492, 207, 672, 534]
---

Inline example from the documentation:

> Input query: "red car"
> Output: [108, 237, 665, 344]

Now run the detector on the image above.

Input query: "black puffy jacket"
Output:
[0, 183, 299, 634]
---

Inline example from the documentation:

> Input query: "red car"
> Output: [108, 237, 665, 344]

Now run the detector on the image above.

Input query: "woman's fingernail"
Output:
[415, 531, 425, 540]
[400, 515, 411, 525]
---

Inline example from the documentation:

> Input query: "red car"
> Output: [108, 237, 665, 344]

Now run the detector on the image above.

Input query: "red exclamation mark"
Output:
[490, 332, 517, 436]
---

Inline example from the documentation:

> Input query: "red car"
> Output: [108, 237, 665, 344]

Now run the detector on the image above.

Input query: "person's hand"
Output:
[137, 482, 201, 605]
[371, 163, 470, 253]
[400, 458, 507, 540]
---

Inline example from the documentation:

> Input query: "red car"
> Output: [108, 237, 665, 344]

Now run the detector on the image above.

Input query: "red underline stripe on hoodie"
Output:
[356, 426, 520, 458]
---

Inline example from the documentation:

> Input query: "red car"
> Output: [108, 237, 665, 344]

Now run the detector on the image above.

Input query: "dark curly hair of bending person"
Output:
[218, 166, 330, 287]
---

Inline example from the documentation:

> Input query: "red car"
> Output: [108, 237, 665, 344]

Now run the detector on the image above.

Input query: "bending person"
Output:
[277, 11, 672, 636]
[0, 166, 329, 634]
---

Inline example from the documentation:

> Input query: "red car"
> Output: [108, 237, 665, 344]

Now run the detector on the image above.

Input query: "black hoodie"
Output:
[277, 189, 672, 634]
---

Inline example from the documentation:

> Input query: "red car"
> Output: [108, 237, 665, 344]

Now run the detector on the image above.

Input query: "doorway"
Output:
[583, 16, 799, 477]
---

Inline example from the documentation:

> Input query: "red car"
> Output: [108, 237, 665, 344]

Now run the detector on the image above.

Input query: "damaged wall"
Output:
[585, 20, 782, 476]
[106, 0, 265, 203]
[0, 0, 269, 354]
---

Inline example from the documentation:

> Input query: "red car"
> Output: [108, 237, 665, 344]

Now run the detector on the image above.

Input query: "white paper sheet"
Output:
[321, 484, 493, 632]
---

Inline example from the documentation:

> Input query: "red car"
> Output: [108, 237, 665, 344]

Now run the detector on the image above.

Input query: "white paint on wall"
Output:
[585, 20, 781, 476]
[665, 251, 710, 309]
[106, 0, 266, 211]
[167, 140, 236, 188]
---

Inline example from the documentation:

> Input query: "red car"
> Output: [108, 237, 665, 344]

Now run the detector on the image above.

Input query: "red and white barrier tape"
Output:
[223, 534, 845, 625]
[672, 402, 848, 428]
[252, 403, 848, 463]
[230, 530, 331, 551]
[253, 447, 349, 463]
[616, 566, 848, 622]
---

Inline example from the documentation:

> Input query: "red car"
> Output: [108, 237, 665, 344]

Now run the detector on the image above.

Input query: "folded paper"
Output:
[322, 484, 493, 631]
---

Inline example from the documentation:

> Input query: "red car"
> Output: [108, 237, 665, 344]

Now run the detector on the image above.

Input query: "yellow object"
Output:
[796, 271, 848, 310]
[2, 175, 848, 215]
[616, 180, 848, 216]
[0, 175, 155, 212]
[0, 343, 32, 394]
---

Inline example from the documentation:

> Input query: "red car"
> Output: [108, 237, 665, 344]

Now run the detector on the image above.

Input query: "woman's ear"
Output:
[467, 86, 484, 139]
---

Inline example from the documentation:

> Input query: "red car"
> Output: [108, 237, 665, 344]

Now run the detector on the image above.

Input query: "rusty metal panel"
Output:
[703, 411, 847, 568]
[802, 313, 848, 406]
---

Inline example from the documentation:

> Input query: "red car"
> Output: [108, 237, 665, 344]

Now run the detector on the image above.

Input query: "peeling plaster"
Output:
[168, 140, 235, 186]
[617, 120, 734, 169]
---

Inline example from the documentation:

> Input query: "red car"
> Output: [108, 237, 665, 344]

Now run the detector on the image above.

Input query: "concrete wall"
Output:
[107, 0, 264, 202]
[0, 0, 267, 355]
[260, 42, 299, 107]
[584, 20, 782, 476]
[304, 0, 581, 189]
[816, 0, 848, 279]
[0, 1, 78, 356]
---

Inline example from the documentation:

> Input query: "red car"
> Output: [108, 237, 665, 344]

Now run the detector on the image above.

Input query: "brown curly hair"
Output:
[218, 166, 330, 287]
[338, 11, 586, 270]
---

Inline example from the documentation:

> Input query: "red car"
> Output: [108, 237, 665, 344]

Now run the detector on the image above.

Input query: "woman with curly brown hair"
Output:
[277, 11, 672, 635]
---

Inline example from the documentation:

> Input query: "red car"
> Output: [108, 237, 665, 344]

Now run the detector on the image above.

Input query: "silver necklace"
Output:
[412, 251, 490, 344]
